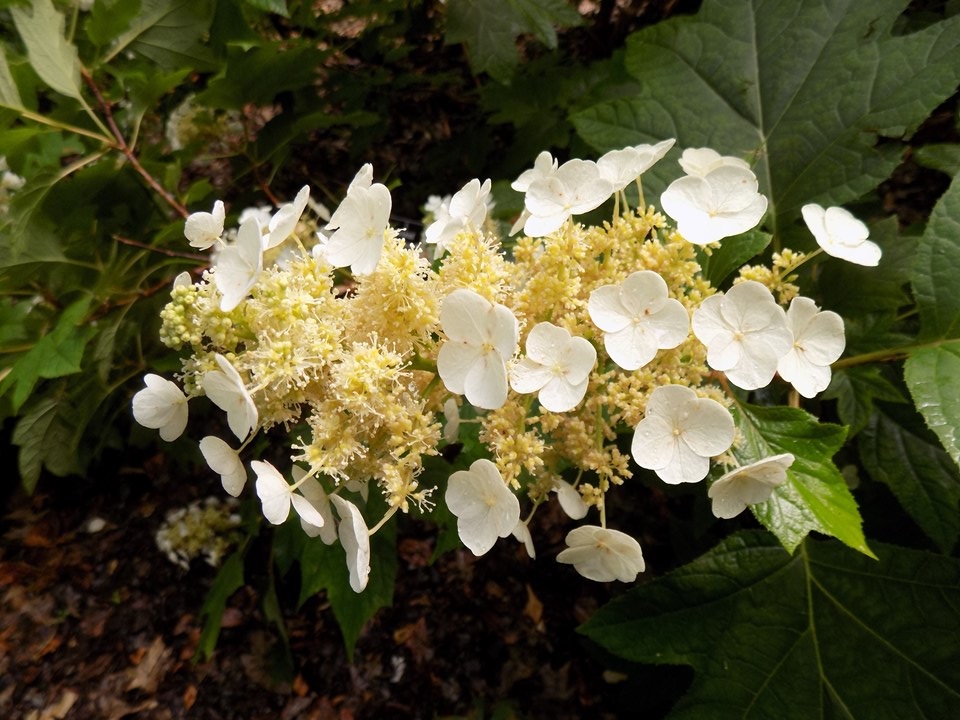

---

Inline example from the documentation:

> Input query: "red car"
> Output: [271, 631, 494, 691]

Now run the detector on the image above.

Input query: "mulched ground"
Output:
[0, 451, 690, 720]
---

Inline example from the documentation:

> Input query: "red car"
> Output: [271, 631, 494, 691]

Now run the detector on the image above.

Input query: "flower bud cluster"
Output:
[154, 497, 242, 570]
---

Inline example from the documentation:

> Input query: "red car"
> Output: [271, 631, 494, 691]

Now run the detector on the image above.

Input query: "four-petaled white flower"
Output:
[184, 200, 225, 250]
[677, 147, 750, 177]
[214, 216, 263, 312]
[445, 459, 520, 556]
[631, 384, 735, 484]
[253, 460, 327, 527]
[522, 159, 614, 237]
[425, 178, 492, 254]
[199, 436, 246, 496]
[692, 281, 793, 390]
[292, 466, 337, 544]
[437, 289, 519, 410]
[509, 322, 596, 412]
[556, 525, 645, 582]
[801, 203, 881, 267]
[588, 270, 689, 371]
[323, 164, 392, 275]
[331, 494, 371, 593]
[597, 139, 675, 193]
[264, 185, 310, 250]
[708, 454, 794, 519]
[660, 165, 768, 245]
[132, 374, 189, 441]
[777, 296, 845, 398]
[203, 353, 258, 441]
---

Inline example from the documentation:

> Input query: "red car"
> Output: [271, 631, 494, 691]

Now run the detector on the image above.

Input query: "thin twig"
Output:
[81, 70, 189, 219]
[113, 235, 208, 261]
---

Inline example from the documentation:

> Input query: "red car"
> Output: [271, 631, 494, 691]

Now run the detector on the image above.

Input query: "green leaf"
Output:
[0, 48, 24, 109]
[695, 229, 770, 287]
[0, 298, 96, 412]
[572, 0, 960, 235]
[733, 403, 871, 557]
[818, 216, 915, 315]
[198, 43, 326, 109]
[10, 0, 84, 100]
[913, 172, 960, 341]
[196, 550, 246, 661]
[243, 0, 289, 16]
[11, 393, 80, 492]
[913, 143, 960, 177]
[86, 0, 144, 48]
[860, 406, 960, 554]
[298, 514, 397, 659]
[581, 531, 960, 720]
[446, 0, 522, 83]
[103, 0, 217, 70]
[822, 365, 905, 437]
[904, 342, 960, 471]
[446, 0, 580, 83]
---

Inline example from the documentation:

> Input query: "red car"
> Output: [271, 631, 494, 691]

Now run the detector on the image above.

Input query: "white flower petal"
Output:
[331, 495, 371, 593]
[215, 216, 263, 311]
[802, 204, 881, 266]
[199, 436, 246, 496]
[555, 479, 588, 520]
[253, 460, 292, 525]
[203, 354, 258, 441]
[132, 374, 188, 442]
[297, 474, 338, 544]
[264, 185, 310, 250]
[512, 520, 536, 559]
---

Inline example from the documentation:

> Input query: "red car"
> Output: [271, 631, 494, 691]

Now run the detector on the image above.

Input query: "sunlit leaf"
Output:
[10, 0, 83, 100]
[582, 531, 960, 720]
[732, 403, 871, 557]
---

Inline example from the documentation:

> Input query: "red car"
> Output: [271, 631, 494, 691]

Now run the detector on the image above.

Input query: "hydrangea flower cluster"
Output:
[154, 496, 243, 570]
[134, 143, 875, 590]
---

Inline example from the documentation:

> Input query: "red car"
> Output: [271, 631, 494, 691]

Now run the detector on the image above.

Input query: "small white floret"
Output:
[556, 525, 645, 582]
[801, 204, 881, 266]
[214, 216, 263, 311]
[509, 322, 596, 412]
[185, 200, 225, 250]
[777, 296, 845, 398]
[660, 165, 767, 245]
[692, 281, 793, 390]
[588, 270, 689, 371]
[708, 454, 794, 519]
[445, 459, 520, 556]
[631, 384, 735, 484]
[132, 374, 189, 442]
[437, 289, 519, 410]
